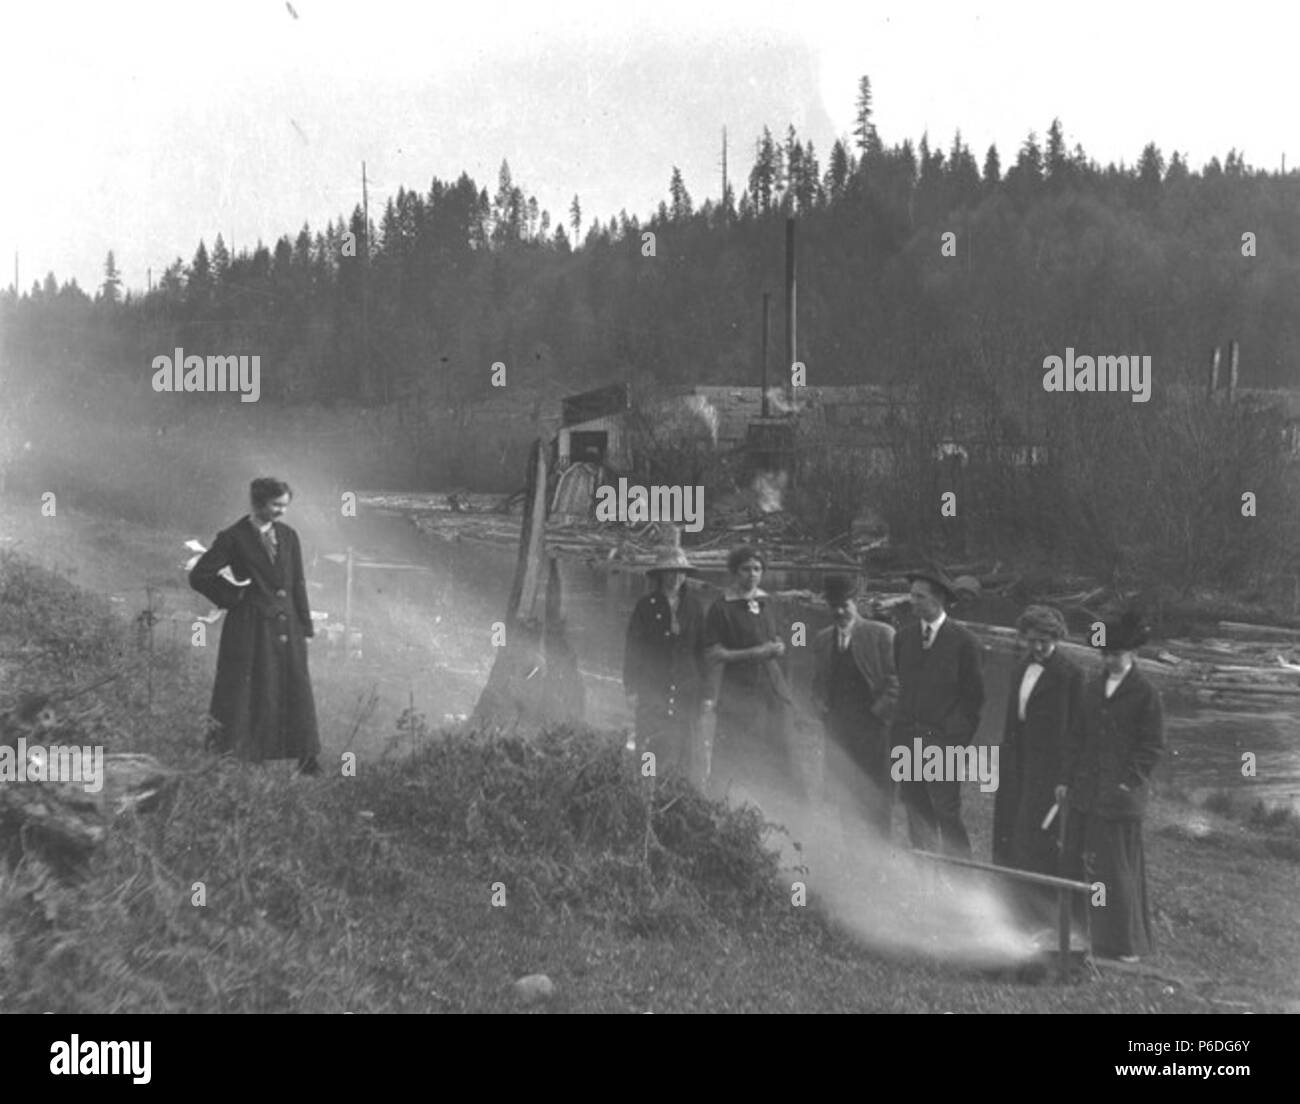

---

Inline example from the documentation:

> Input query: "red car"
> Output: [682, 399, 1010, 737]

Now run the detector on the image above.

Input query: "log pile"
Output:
[0, 694, 179, 878]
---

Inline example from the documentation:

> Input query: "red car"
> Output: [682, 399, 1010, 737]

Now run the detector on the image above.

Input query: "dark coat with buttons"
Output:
[189, 517, 320, 762]
[1063, 664, 1164, 821]
[623, 587, 707, 711]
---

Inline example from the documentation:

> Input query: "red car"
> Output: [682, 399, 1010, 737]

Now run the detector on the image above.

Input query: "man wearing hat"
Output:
[1060, 608, 1165, 961]
[623, 531, 708, 782]
[811, 573, 899, 836]
[891, 565, 985, 857]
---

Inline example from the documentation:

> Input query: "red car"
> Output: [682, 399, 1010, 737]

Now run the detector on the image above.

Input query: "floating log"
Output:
[1216, 620, 1300, 641]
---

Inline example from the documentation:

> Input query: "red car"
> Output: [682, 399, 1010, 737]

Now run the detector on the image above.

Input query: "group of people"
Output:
[188, 480, 1167, 963]
[623, 542, 1167, 962]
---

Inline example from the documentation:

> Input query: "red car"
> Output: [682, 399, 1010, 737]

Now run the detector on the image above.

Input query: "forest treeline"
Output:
[3, 79, 1299, 596]
[5, 78, 1298, 400]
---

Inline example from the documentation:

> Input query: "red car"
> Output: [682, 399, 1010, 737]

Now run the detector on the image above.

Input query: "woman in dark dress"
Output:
[701, 545, 800, 806]
[623, 539, 707, 782]
[992, 604, 1083, 927]
[1062, 609, 1165, 961]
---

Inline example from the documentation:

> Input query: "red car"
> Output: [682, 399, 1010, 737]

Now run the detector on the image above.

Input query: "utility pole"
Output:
[760, 292, 770, 417]
[147, 267, 153, 294]
[721, 127, 729, 221]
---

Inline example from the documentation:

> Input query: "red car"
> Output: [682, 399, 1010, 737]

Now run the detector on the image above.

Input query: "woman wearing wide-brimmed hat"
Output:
[622, 532, 708, 782]
[1061, 608, 1166, 962]
[701, 545, 801, 806]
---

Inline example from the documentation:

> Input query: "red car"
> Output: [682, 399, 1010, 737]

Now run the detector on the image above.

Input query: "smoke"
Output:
[720, 757, 1038, 969]
[751, 471, 787, 513]
[681, 394, 719, 445]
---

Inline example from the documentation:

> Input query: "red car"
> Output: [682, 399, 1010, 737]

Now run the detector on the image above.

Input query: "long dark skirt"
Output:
[711, 690, 801, 807]
[1068, 812, 1155, 958]
[635, 701, 698, 781]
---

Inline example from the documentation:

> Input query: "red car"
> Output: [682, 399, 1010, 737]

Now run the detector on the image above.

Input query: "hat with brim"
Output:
[822, 573, 861, 605]
[646, 545, 700, 575]
[1097, 608, 1151, 652]
[905, 565, 962, 603]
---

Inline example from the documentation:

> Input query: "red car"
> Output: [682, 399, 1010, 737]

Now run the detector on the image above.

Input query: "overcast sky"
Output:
[2, 0, 1293, 294]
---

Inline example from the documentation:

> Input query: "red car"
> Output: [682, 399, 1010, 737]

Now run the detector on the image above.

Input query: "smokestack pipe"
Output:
[761, 292, 770, 418]
[1228, 339, 1239, 400]
[785, 218, 796, 407]
[1208, 346, 1221, 398]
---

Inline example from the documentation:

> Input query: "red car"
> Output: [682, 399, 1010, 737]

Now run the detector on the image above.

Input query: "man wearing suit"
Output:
[189, 477, 321, 773]
[811, 573, 899, 836]
[891, 567, 984, 858]
[992, 604, 1084, 925]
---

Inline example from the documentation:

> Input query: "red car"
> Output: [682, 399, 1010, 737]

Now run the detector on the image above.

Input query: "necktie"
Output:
[262, 526, 277, 563]
[922, 622, 933, 648]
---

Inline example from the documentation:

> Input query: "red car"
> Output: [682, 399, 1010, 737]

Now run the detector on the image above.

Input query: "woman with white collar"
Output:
[701, 545, 801, 806]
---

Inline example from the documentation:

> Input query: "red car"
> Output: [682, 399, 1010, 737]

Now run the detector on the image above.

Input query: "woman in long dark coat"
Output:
[701, 545, 800, 806]
[1062, 609, 1165, 961]
[623, 540, 707, 782]
[993, 604, 1083, 926]
[189, 477, 321, 772]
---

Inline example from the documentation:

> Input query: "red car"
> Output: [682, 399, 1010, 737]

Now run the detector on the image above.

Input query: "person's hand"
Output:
[700, 699, 715, 713]
[1054, 784, 1068, 802]
[767, 640, 786, 658]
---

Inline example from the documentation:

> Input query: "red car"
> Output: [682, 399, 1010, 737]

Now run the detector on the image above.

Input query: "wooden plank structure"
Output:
[471, 439, 586, 734]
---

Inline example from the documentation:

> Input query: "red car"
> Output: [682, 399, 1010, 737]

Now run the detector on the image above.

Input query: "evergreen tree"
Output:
[749, 127, 779, 212]
[1045, 118, 1069, 189]
[211, 233, 231, 285]
[100, 251, 122, 305]
[186, 240, 213, 309]
[982, 143, 1001, 190]
[569, 194, 582, 241]
[1137, 141, 1165, 204]
[853, 75, 878, 154]
[826, 138, 850, 200]
[668, 166, 693, 220]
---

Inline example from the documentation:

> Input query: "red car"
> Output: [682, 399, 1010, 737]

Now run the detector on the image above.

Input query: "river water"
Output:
[314, 509, 1300, 816]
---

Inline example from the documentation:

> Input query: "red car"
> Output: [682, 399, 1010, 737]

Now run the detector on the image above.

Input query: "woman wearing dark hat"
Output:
[701, 545, 801, 805]
[623, 533, 707, 781]
[1061, 609, 1166, 961]
[811, 573, 899, 836]
[993, 604, 1084, 926]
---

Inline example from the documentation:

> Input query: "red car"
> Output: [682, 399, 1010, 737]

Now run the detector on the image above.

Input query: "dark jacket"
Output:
[623, 588, 707, 707]
[993, 649, 1084, 868]
[1064, 664, 1164, 821]
[189, 517, 319, 762]
[811, 616, 899, 724]
[891, 616, 984, 744]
